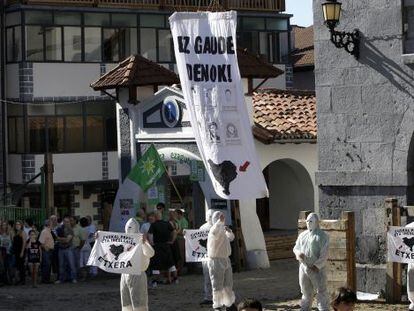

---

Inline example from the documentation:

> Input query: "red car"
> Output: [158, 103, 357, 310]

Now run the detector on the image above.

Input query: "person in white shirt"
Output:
[293, 213, 330, 311]
[121, 218, 155, 311]
[199, 209, 213, 306]
[207, 211, 236, 311]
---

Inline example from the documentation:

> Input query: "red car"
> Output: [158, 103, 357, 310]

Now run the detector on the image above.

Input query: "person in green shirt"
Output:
[175, 209, 188, 273]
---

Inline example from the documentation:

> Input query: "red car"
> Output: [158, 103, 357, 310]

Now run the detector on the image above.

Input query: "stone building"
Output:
[313, 0, 414, 292]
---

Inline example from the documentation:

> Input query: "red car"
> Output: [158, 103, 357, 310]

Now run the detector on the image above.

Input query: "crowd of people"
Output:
[0, 207, 360, 311]
[0, 214, 98, 287]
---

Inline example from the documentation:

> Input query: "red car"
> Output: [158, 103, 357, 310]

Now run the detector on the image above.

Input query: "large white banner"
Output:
[87, 231, 142, 274]
[109, 178, 140, 232]
[169, 11, 268, 199]
[184, 229, 209, 262]
[387, 226, 414, 263]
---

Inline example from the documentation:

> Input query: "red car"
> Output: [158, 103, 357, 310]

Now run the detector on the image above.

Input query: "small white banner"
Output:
[387, 226, 414, 263]
[184, 229, 209, 262]
[169, 11, 268, 200]
[87, 231, 142, 274]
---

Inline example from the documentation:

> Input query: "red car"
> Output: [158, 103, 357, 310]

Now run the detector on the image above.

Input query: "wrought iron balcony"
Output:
[8, 0, 285, 12]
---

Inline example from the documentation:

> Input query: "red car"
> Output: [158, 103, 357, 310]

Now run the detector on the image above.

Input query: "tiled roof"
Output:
[291, 26, 314, 68]
[253, 89, 317, 143]
[237, 48, 284, 78]
[91, 55, 180, 90]
[91, 48, 283, 91]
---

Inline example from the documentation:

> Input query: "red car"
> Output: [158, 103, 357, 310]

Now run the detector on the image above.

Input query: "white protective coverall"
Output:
[120, 218, 155, 311]
[293, 213, 330, 311]
[200, 209, 213, 302]
[207, 211, 236, 309]
[407, 221, 414, 310]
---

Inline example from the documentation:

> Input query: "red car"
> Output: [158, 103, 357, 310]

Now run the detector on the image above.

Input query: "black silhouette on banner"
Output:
[208, 159, 237, 195]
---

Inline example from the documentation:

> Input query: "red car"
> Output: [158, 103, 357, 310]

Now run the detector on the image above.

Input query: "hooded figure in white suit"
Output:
[200, 209, 214, 305]
[121, 218, 155, 311]
[207, 211, 236, 310]
[293, 213, 330, 311]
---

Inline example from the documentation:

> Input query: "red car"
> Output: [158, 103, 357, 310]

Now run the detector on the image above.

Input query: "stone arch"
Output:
[256, 158, 314, 231]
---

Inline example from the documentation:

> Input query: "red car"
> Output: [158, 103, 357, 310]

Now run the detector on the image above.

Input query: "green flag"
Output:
[128, 145, 165, 191]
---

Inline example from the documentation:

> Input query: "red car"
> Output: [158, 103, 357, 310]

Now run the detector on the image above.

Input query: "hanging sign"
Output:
[169, 11, 268, 199]
[88, 231, 143, 274]
[387, 226, 414, 263]
[184, 229, 209, 262]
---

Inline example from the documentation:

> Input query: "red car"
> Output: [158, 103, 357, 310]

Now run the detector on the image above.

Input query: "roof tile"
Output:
[253, 89, 317, 143]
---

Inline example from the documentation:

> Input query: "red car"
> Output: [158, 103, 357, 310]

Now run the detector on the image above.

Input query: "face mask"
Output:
[306, 213, 319, 231]
[125, 218, 140, 234]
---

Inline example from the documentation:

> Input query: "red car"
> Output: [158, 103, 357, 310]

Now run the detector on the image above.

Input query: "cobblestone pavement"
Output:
[0, 259, 408, 310]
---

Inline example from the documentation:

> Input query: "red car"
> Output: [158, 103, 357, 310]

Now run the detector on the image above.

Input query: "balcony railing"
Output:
[9, 0, 285, 12]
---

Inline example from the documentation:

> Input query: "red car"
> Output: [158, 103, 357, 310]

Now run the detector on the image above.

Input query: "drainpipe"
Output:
[1, 1, 7, 205]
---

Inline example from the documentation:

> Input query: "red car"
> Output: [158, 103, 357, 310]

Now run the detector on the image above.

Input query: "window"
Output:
[27, 117, 46, 153]
[84, 13, 110, 26]
[9, 10, 177, 63]
[85, 116, 104, 152]
[119, 28, 138, 60]
[26, 26, 44, 61]
[6, 26, 22, 62]
[140, 28, 156, 61]
[64, 27, 82, 61]
[140, 14, 165, 27]
[9, 102, 116, 154]
[243, 17, 265, 30]
[54, 12, 81, 25]
[85, 27, 101, 62]
[25, 11, 53, 24]
[6, 12, 21, 27]
[266, 18, 288, 31]
[45, 27, 62, 61]
[158, 29, 173, 62]
[47, 117, 65, 152]
[103, 28, 119, 62]
[65, 116, 83, 153]
[112, 14, 137, 27]
[8, 117, 25, 153]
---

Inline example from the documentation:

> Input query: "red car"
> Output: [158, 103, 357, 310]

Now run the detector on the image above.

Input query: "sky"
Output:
[286, 0, 313, 27]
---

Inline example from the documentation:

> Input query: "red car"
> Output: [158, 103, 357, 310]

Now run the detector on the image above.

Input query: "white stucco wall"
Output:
[255, 141, 318, 212]
[33, 63, 102, 97]
[6, 64, 19, 99]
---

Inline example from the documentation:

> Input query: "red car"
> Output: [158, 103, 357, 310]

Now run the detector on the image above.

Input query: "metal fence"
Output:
[0, 205, 46, 227]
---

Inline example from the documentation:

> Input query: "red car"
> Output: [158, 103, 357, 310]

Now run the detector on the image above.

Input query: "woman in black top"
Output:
[27, 230, 42, 287]
[13, 220, 26, 285]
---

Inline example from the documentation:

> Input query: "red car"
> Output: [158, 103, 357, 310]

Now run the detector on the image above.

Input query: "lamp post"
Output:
[322, 0, 360, 59]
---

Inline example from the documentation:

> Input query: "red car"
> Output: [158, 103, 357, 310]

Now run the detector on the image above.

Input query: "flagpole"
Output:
[153, 144, 184, 206]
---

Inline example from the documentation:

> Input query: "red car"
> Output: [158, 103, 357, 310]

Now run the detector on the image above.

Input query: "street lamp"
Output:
[322, 0, 360, 59]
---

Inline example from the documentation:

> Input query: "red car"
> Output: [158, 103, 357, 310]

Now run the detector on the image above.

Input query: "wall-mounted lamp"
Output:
[322, 0, 360, 59]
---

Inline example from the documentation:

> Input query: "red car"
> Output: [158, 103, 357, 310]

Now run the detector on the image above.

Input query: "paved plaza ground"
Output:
[0, 259, 408, 311]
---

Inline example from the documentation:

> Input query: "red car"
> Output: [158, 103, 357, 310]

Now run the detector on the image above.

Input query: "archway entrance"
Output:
[256, 159, 314, 260]
[257, 158, 314, 231]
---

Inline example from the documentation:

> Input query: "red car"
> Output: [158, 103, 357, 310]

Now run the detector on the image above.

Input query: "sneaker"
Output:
[54, 280, 62, 284]
[71, 279, 77, 284]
